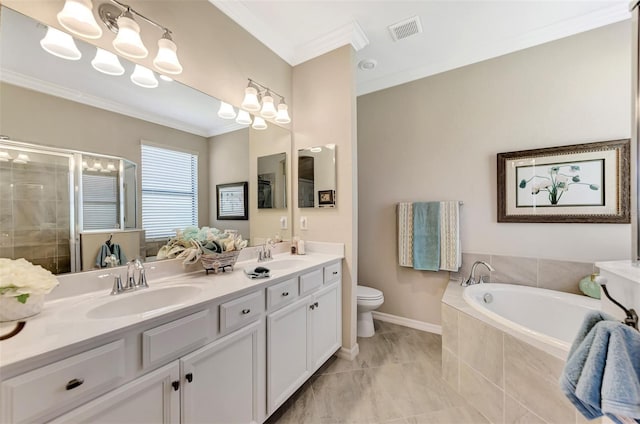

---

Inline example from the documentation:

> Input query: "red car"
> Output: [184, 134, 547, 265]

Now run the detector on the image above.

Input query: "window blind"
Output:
[141, 144, 198, 240]
[82, 173, 119, 230]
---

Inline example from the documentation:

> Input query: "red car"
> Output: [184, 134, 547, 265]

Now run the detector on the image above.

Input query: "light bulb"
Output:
[130, 65, 158, 88]
[153, 34, 183, 75]
[252, 116, 267, 130]
[57, 0, 102, 39]
[40, 26, 81, 60]
[13, 153, 30, 164]
[159, 75, 173, 82]
[236, 110, 252, 125]
[217, 102, 236, 119]
[106, 162, 117, 172]
[241, 86, 260, 111]
[91, 48, 125, 76]
[275, 103, 291, 124]
[112, 11, 148, 59]
[0, 151, 10, 162]
[260, 94, 277, 119]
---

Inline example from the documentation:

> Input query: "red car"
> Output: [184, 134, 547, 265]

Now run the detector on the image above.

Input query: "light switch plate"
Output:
[300, 216, 308, 230]
[280, 216, 288, 229]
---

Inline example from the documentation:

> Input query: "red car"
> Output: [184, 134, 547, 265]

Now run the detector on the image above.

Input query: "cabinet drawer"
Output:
[142, 309, 210, 369]
[324, 262, 341, 284]
[299, 269, 323, 295]
[220, 290, 263, 333]
[267, 278, 298, 311]
[1, 339, 125, 424]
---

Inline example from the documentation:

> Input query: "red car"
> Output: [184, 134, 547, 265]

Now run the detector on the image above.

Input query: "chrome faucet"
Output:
[461, 261, 495, 286]
[258, 239, 273, 262]
[111, 259, 148, 295]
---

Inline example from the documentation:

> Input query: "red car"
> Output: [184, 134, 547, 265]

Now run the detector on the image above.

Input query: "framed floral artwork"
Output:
[497, 139, 630, 223]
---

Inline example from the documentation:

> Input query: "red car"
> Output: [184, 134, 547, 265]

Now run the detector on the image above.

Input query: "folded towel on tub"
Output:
[397, 202, 413, 267]
[412, 202, 440, 271]
[560, 311, 640, 423]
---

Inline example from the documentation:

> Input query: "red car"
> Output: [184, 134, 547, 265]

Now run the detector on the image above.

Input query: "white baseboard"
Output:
[335, 343, 359, 361]
[372, 311, 442, 335]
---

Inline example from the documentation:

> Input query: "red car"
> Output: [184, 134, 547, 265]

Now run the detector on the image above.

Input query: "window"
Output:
[141, 144, 198, 240]
[83, 172, 120, 230]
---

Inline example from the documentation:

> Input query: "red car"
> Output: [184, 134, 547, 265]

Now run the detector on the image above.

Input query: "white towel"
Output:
[439, 201, 461, 272]
[397, 202, 413, 267]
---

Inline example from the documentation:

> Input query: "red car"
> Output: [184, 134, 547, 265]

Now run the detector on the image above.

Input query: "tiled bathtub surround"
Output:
[451, 253, 596, 295]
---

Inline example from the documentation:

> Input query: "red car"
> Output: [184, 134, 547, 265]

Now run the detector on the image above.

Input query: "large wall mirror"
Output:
[257, 153, 287, 209]
[298, 144, 337, 208]
[0, 5, 292, 274]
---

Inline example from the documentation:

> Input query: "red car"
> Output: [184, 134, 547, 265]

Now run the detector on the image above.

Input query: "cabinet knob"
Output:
[65, 378, 84, 391]
[314, 301, 319, 308]
[282, 292, 289, 297]
[172, 381, 180, 391]
[309, 304, 315, 310]
[332, 271, 338, 275]
[241, 309, 251, 315]
[185, 373, 193, 383]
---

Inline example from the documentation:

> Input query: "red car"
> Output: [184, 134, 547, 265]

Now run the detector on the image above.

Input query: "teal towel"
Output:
[412, 202, 440, 271]
[560, 311, 640, 423]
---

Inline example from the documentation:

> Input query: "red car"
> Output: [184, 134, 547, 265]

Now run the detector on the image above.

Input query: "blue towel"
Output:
[560, 310, 640, 423]
[95, 243, 127, 268]
[412, 202, 440, 271]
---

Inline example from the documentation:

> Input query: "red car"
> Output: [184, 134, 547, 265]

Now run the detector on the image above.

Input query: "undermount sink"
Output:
[259, 258, 310, 270]
[87, 285, 202, 319]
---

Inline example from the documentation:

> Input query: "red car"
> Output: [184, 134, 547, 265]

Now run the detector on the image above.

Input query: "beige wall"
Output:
[0, 83, 210, 226]
[357, 22, 632, 326]
[209, 128, 250, 239]
[293, 46, 358, 351]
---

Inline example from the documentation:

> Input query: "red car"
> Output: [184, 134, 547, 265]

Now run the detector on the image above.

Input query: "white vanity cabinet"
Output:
[266, 262, 342, 414]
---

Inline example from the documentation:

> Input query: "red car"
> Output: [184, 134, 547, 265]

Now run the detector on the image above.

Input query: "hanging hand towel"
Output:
[560, 311, 640, 423]
[398, 202, 414, 267]
[412, 202, 440, 271]
[439, 201, 461, 272]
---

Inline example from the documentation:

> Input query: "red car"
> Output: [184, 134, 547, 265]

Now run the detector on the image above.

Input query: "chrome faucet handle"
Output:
[110, 274, 124, 295]
[136, 259, 149, 289]
[461, 277, 476, 287]
[126, 260, 137, 289]
[478, 275, 490, 284]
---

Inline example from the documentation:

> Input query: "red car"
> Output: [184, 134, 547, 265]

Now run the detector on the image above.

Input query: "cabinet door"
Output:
[266, 295, 311, 414]
[49, 362, 180, 424]
[310, 281, 342, 371]
[181, 320, 262, 424]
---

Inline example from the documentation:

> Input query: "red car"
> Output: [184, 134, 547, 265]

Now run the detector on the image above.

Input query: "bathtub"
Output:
[462, 283, 600, 356]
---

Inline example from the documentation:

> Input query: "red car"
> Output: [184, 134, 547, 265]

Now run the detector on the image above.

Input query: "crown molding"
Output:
[1, 69, 212, 137]
[291, 21, 369, 66]
[357, 3, 630, 96]
[209, 0, 295, 64]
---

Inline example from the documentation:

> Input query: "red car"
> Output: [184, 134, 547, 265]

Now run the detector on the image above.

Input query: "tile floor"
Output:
[266, 320, 489, 424]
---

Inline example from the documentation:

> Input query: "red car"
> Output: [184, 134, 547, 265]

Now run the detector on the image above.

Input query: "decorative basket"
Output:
[201, 250, 241, 274]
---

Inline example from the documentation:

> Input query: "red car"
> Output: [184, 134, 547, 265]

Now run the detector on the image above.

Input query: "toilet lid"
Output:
[357, 285, 383, 300]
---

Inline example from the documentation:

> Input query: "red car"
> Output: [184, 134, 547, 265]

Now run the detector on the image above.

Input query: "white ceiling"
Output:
[211, 0, 631, 95]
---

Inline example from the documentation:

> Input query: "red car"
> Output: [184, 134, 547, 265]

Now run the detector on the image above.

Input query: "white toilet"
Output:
[356, 285, 385, 337]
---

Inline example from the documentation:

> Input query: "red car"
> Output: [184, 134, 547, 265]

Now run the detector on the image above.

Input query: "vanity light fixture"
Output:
[0, 151, 10, 162]
[91, 48, 125, 75]
[13, 153, 30, 164]
[40, 26, 82, 61]
[96, 1, 182, 74]
[57, 0, 103, 39]
[218, 102, 237, 120]
[252, 116, 268, 130]
[242, 79, 290, 123]
[131, 64, 159, 88]
[106, 162, 117, 172]
[236, 110, 252, 125]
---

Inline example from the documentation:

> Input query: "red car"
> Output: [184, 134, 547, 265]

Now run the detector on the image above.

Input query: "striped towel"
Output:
[439, 201, 461, 272]
[397, 202, 413, 267]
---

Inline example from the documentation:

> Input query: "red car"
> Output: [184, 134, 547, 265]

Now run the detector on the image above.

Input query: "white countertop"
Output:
[0, 250, 343, 371]
[595, 260, 640, 284]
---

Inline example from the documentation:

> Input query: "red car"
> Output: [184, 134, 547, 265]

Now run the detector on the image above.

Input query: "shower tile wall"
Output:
[0, 155, 71, 274]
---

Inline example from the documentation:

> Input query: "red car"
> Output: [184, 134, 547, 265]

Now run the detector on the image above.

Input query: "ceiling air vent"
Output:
[388, 16, 423, 42]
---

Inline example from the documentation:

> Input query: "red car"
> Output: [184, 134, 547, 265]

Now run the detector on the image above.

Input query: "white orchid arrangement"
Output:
[518, 164, 599, 205]
[0, 258, 59, 303]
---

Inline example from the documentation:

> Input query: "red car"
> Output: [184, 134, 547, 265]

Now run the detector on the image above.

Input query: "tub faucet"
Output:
[461, 261, 495, 287]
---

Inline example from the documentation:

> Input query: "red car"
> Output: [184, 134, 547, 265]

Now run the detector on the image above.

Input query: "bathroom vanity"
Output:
[0, 250, 343, 423]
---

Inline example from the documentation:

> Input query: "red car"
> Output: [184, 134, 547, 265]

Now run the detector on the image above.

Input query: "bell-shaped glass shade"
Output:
[252, 116, 267, 130]
[275, 103, 291, 124]
[159, 75, 173, 82]
[217, 102, 237, 119]
[91, 48, 125, 76]
[260, 94, 277, 119]
[153, 37, 183, 75]
[130, 65, 158, 88]
[57, 0, 102, 39]
[40, 26, 82, 60]
[113, 14, 148, 59]
[236, 110, 252, 125]
[241, 86, 260, 112]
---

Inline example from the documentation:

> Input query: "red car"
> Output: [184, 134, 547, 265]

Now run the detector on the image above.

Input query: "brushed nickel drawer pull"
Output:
[172, 381, 180, 391]
[186, 373, 193, 383]
[241, 309, 251, 315]
[65, 378, 84, 391]
[282, 292, 289, 297]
